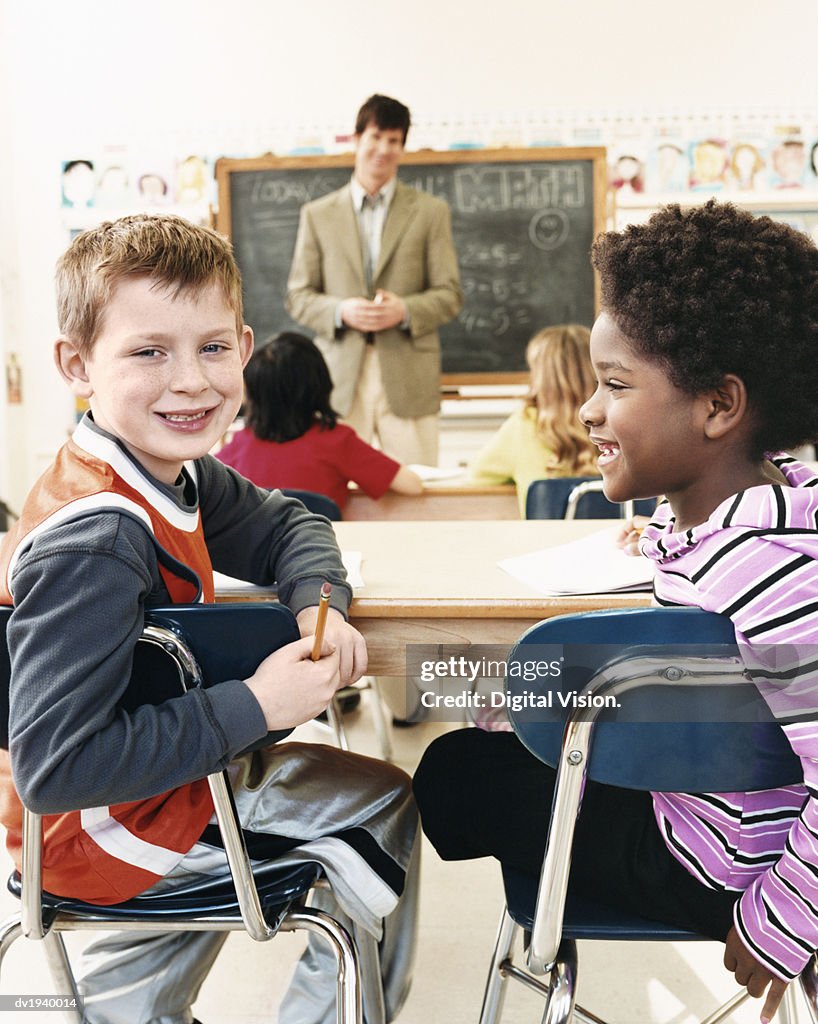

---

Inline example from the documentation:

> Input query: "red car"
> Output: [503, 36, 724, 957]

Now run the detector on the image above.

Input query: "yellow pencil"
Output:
[311, 582, 333, 661]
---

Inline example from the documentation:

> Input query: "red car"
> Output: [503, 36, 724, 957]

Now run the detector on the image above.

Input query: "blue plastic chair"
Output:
[281, 488, 343, 521]
[525, 477, 657, 520]
[479, 606, 818, 1024]
[0, 603, 361, 1023]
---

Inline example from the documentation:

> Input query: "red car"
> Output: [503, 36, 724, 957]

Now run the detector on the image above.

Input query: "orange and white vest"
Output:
[0, 418, 216, 904]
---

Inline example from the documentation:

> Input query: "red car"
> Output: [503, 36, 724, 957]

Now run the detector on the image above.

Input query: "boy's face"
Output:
[579, 313, 712, 507]
[55, 276, 253, 484]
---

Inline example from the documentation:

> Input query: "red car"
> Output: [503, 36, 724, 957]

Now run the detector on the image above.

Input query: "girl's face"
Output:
[580, 313, 717, 516]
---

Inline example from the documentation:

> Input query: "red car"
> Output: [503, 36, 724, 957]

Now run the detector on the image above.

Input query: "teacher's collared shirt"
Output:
[349, 174, 397, 284]
[335, 175, 409, 332]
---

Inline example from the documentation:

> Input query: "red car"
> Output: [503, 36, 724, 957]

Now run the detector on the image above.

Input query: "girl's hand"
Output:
[615, 515, 651, 557]
[296, 606, 368, 685]
[723, 926, 788, 1023]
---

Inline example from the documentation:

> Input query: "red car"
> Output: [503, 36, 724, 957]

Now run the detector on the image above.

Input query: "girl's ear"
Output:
[54, 338, 93, 398]
[702, 373, 749, 440]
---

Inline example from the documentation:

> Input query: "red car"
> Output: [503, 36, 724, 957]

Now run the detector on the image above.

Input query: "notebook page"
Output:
[498, 526, 654, 596]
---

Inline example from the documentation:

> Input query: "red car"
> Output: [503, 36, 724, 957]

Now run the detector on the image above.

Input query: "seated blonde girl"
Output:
[469, 324, 598, 516]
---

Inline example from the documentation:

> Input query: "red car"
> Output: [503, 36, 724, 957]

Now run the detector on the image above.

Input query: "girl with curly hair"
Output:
[416, 200, 818, 1022]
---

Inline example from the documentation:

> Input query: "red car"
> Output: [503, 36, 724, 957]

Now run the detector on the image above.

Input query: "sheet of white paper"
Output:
[340, 550, 365, 589]
[213, 550, 365, 595]
[498, 526, 654, 596]
[406, 464, 467, 482]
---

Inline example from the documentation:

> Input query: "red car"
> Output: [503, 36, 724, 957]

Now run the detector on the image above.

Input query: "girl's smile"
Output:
[580, 312, 707, 508]
[590, 439, 621, 467]
[580, 313, 772, 532]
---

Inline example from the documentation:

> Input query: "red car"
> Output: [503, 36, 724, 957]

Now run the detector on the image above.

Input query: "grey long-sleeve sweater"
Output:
[6, 448, 351, 815]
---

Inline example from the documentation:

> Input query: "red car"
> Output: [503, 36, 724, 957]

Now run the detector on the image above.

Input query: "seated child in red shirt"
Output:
[217, 332, 423, 510]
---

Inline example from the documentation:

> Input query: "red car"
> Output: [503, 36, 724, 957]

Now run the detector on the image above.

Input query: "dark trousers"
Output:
[413, 728, 738, 942]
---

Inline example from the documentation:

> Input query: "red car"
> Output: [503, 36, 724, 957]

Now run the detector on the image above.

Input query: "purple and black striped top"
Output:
[641, 454, 818, 980]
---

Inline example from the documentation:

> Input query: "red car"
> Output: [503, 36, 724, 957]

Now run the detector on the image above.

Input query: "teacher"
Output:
[286, 94, 463, 466]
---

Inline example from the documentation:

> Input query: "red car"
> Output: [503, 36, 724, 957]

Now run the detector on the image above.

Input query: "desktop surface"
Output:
[333, 520, 652, 672]
[332, 519, 649, 609]
[215, 520, 652, 674]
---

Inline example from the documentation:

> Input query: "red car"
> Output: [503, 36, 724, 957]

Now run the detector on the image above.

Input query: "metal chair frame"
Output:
[319, 675, 395, 761]
[525, 477, 650, 522]
[564, 480, 639, 522]
[479, 608, 818, 1024]
[0, 609, 362, 1023]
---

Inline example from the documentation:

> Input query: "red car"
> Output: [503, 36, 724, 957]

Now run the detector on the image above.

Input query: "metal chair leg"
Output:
[41, 930, 83, 1022]
[699, 989, 752, 1024]
[326, 681, 393, 761]
[365, 676, 394, 762]
[800, 954, 818, 1024]
[281, 906, 362, 1024]
[0, 914, 22, 974]
[0, 916, 82, 1024]
[479, 908, 520, 1024]
[541, 938, 577, 1024]
[779, 982, 800, 1024]
[327, 697, 351, 752]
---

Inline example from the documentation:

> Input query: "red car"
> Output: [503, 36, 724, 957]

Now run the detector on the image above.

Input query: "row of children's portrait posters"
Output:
[609, 133, 818, 195]
[61, 154, 213, 209]
[60, 121, 818, 212]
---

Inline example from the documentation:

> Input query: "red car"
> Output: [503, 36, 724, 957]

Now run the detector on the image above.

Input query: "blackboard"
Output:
[215, 147, 606, 383]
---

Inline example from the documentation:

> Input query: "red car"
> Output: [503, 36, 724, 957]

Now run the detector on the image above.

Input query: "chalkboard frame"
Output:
[215, 146, 607, 386]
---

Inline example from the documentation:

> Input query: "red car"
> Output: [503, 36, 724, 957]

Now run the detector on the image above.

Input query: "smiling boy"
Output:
[0, 214, 418, 1024]
[60, 274, 252, 486]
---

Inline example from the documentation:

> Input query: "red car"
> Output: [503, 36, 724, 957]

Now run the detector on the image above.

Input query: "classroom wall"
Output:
[1, 0, 817, 507]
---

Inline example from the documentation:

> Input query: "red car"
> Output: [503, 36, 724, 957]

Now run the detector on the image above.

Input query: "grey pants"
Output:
[75, 743, 420, 1024]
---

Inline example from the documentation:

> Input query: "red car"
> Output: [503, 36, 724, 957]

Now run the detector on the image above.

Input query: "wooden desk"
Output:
[345, 482, 519, 521]
[216, 520, 651, 674]
[334, 520, 650, 674]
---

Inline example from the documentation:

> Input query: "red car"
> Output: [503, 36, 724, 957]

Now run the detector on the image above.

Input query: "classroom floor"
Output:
[0, 703, 810, 1024]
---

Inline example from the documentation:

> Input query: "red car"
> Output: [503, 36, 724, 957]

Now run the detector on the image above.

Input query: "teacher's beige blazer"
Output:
[286, 181, 463, 419]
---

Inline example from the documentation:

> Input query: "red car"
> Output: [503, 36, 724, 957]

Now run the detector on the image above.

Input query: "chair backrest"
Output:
[1, 602, 300, 752]
[505, 606, 802, 793]
[525, 477, 656, 520]
[1, 600, 304, 943]
[505, 605, 804, 975]
[281, 488, 343, 521]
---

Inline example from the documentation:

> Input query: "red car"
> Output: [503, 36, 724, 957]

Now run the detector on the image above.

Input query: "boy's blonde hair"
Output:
[524, 324, 598, 476]
[56, 214, 244, 356]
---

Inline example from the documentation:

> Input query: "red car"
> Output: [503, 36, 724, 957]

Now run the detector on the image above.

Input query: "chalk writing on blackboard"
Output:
[216, 147, 606, 381]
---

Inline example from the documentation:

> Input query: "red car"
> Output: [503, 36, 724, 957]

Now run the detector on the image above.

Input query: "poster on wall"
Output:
[61, 159, 96, 208]
[769, 137, 809, 189]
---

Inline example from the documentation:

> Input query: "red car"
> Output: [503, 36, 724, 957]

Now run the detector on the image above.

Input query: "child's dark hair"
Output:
[244, 332, 337, 443]
[355, 94, 411, 144]
[591, 200, 818, 453]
